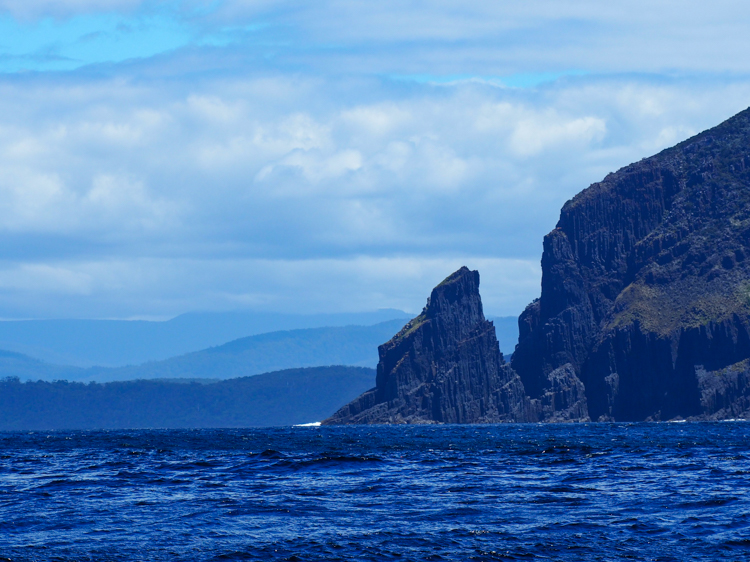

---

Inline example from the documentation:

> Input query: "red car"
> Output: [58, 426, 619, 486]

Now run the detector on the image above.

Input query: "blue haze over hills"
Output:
[0, 309, 518, 431]
[0, 312, 519, 383]
[0, 310, 412, 368]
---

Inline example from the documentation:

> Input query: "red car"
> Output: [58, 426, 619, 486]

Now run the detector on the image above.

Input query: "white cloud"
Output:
[257, 148, 363, 186]
[0, 0, 145, 20]
[0, 263, 93, 295]
[0, 1, 750, 324]
[340, 104, 412, 139]
[0, 168, 72, 231]
[84, 174, 179, 231]
[0, 67, 749, 317]
[510, 114, 606, 157]
[5, 1, 750, 76]
[193, 0, 750, 75]
[0, 255, 542, 318]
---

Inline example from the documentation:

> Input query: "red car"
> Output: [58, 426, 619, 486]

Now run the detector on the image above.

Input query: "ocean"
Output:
[1, 423, 749, 561]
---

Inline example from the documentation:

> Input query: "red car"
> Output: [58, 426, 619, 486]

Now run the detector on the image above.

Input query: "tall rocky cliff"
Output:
[324, 267, 538, 424]
[511, 106, 750, 421]
[328, 106, 750, 424]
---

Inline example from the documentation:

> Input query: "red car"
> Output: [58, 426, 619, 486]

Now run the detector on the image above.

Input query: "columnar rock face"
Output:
[695, 361, 750, 420]
[324, 267, 535, 424]
[512, 107, 750, 421]
[327, 107, 750, 424]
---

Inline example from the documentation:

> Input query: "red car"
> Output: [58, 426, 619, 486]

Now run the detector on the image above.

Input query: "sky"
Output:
[1, 1, 750, 319]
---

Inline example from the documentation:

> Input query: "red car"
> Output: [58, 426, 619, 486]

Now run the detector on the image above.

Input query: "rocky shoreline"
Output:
[326, 107, 750, 423]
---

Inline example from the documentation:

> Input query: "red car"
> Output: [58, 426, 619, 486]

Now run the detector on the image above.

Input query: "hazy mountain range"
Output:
[0, 310, 413, 368]
[0, 313, 519, 383]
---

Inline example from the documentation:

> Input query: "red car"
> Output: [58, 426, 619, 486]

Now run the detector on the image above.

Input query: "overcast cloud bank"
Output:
[1, 1, 749, 318]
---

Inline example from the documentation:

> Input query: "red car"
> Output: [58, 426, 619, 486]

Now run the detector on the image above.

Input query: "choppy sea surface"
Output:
[1, 423, 750, 561]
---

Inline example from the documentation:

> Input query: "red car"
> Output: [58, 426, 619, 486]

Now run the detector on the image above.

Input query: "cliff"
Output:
[328, 107, 750, 424]
[511, 106, 750, 421]
[324, 267, 536, 424]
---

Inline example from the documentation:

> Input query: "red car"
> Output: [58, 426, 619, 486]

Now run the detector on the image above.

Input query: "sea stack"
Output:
[323, 267, 534, 424]
[328, 107, 750, 424]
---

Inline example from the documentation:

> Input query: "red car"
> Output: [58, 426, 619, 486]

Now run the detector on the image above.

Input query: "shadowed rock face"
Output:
[694, 360, 750, 420]
[512, 106, 750, 421]
[328, 107, 750, 424]
[323, 267, 535, 424]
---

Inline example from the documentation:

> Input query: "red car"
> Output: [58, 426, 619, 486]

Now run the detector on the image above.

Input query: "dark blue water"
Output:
[1, 423, 749, 561]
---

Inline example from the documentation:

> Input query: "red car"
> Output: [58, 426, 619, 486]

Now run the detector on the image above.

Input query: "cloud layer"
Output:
[0, 2, 749, 318]
[4, 1, 750, 74]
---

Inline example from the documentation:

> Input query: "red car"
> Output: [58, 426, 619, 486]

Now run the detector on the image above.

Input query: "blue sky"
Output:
[1, 0, 750, 319]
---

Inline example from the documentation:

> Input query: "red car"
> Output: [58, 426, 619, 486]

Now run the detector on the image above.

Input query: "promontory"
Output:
[326, 106, 750, 423]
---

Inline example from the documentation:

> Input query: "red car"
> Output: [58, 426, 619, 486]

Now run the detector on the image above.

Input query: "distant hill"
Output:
[88, 320, 407, 383]
[0, 309, 411, 367]
[487, 316, 519, 357]
[0, 349, 83, 382]
[0, 316, 519, 384]
[0, 320, 408, 382]
[0, 366, 376, 430]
